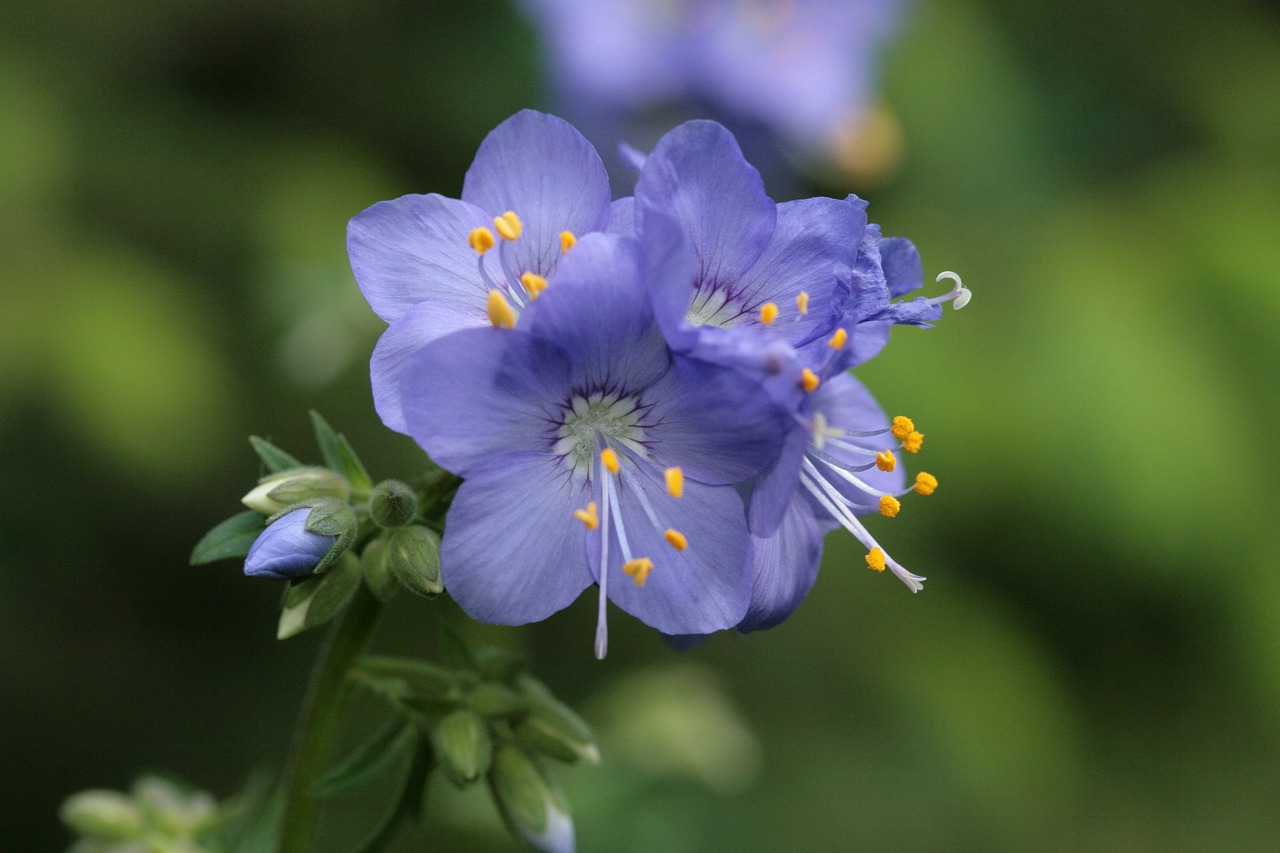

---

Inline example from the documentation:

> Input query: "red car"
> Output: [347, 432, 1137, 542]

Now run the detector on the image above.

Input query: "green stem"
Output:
[277, 582, 383, 853]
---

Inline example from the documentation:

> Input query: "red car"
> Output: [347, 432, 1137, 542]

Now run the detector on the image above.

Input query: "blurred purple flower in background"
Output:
[517, 0, 907, 184]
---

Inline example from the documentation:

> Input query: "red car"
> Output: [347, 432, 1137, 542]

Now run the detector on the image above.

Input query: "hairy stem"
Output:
[277, 582, 383, 853]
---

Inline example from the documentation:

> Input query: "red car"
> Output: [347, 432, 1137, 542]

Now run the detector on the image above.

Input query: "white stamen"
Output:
[810, 451, 888, 497]
[800, 460, 925, 593]
[928, 271, 970, 310]
[595, 456, 611, 660]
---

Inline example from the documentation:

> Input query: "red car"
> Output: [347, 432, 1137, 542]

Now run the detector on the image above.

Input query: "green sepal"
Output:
[386, 525, 443, 598]
[301, 501, 357, 576]
[311, 716, 417, 799]
[513, 677, 600, 765]
[277, 552, 361, 640]
[248, 435, 303, 474]
[361, 537, 399, 603]
[467, 682, 526, 720]
[433, 709, 493, 788]
[309, 411, 372, 494]
[190, 511, 266, 565]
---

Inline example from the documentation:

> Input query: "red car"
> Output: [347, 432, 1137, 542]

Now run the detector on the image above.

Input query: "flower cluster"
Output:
[348, 110, 965, 656]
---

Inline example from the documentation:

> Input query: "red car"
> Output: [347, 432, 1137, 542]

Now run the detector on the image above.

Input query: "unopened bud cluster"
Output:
[59, 776, 219, 853]
[191, 413, 460, 639]
[356, 647, 597, 853]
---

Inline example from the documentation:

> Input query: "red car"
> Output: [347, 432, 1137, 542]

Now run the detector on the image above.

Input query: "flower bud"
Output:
[514, 679, 600, 765]
[241, 467, 349, 515]
[244, 508, 336, 581]
[369, 479, 418, 528]
[433, 709, 493, 787]
[59, 790, 143, 841]
[489, 744, 575, 853]
[468, 682, 526, 719]
[385, 524, 443, 597]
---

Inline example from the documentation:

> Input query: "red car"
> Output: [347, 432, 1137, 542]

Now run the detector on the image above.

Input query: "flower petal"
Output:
[400, 327, 571, 475]
[522, 233, 672, 392]
[440, 452, 595, 625]
[461, 110, 612, 281]
[729, 196, 866, 349]
[597, 472, 752, 635]
[881, 236, 924, 297]
[646, 352, 791, 485]
[370, 300, 489, 434]
[347, 194, 492, 324]
[635, 120, 776, 299]
[738, 496, 823, 633]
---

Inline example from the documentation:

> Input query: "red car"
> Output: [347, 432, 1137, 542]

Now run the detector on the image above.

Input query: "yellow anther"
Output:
[875, 450, 896, 472]
[573, 501, 599, 531]
[623, 557, 653, 586]
[890, 416, 915, 440]
[664, 467, 684, 499]
[520, 271, 548, 300]
[759, 302, 779, 325]
[914, 472, 938, 496]
[560, 230, 577, 253]
[486, 290, 516, 328]
[879, 495, 901, 518]
[468, 227, 495, 255]
[903, 431, 924, 454]
[827, 328, 849, 350]
[664, 529, 688, 551]
[796, 291, 810, 315]
[494, 210, 523, 241]
[600, 448, 620, 474]
[800, 368, 820, 392]
[866, 548, 886, 573]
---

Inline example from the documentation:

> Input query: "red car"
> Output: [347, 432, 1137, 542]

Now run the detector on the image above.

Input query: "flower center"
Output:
[553, 393, 647, 476]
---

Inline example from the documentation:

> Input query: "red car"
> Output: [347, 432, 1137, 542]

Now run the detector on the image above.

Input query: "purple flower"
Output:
[244, 509, 335, 581]
[347, 110, 627, 433]
[517, 0, 905, 160]
[634, 120, 864, 366]
[395, 228, 790, 655]
[629, 118, 969, 632]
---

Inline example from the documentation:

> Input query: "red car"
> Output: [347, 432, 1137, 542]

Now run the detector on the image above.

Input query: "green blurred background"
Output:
[4, 0, 1279, 849]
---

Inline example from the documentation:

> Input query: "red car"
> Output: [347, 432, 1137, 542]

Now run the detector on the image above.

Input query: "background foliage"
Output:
[4, 0, 1279, 849]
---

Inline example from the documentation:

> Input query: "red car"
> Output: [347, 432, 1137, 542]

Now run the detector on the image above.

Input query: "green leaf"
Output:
[277, 553, 361, 639]
[311, 716, 417, 799]
[348, 739, 433, 853]
[190, 511, 266, 565]
[309, 411, 372, 493]
[248, 436, 303, 474]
